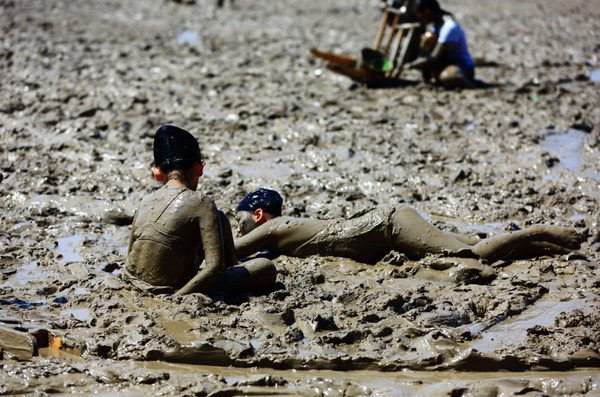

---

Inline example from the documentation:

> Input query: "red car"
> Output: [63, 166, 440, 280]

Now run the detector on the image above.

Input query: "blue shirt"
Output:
[435, 17, 474, 71]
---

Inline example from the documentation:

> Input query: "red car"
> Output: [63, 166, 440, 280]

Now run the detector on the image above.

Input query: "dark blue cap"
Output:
[236, 188, 283, 217]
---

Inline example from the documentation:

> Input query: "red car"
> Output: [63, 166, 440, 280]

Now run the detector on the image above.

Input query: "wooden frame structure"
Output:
[373, 5, 421, 79]
[310, 1, 422, 85]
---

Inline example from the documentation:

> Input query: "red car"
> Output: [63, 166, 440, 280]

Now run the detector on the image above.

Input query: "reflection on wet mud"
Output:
[540, 128, 586, 172]
[470, 297, 589, 353]
[55, 235, 85, 262]
[177, 30, 199, 46]
[4, 262, 54, 288]
[60, 308, 90, 322]
[104, 361, 600, 396]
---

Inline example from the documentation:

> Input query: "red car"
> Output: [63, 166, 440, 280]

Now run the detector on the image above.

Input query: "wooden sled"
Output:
[310, 48, 357, 68]
[325, 62, 419, 87]
[326, 63, 386, 85]
[311, 2, 422, 86]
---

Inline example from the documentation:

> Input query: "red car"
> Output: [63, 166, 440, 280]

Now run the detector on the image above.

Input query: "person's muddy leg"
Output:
[446, 231, 479, 245]
[215, 258, 277, 294]
[471, 225, 583, 264]
[218, 211, 238, 268]
[391, 205, 476, 258]
[502, 241, 571, 260]
[439, 65, 478, 89]
[241, 258, 277, 291]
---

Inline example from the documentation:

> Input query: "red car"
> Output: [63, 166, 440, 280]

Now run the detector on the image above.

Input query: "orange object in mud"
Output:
[310, 48, 357, 67]
[47, 332, 82, 355]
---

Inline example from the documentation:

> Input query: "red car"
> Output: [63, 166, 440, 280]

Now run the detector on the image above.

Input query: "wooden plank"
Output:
[310, 48, 357, 67]
[0, 325, 38, 360]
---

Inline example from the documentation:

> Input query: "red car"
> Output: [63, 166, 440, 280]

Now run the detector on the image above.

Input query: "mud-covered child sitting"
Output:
[123, 125, 276, 296]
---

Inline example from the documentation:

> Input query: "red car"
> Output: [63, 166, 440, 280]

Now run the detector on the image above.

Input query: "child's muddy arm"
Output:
[407, 41, 452, 70]
[218, 210, 238, 268]
[126, 211, 138, 255]
[234, 221, 281, 260]
[175, 197, 224, 295]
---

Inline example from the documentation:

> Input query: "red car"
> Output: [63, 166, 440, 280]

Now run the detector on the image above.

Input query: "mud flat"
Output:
[1, 0, 600, 395]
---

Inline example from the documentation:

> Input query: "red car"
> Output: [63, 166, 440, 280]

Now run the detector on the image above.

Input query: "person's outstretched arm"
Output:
[175, 196, 224, 295]
[406, 40, 454, 71]
[234, 218, 289, 260]
[235, 217, 318, 260]
[126, 210, 138, 255]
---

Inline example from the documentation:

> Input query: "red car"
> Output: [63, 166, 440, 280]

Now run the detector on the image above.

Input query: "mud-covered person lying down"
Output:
[233, 188, 584, 264]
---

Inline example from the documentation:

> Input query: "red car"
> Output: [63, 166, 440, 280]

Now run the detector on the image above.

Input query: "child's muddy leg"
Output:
[391, 206, 476, 258]
[502, 241, 571, 260]
[439, 65, 478, 89]
[471, 225, 582, 264]
[216, 258, 277, 294]
[446, 231, 479, 245]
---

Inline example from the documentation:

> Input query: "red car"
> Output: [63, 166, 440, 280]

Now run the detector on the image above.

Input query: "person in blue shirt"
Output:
[405, 0, 477, 89]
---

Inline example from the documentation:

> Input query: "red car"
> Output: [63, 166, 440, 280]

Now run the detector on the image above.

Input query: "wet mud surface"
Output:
[1, 0, 600, 395]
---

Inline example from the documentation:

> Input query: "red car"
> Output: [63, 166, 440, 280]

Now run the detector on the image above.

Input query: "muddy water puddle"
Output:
[138, 362, 600, 396]
[60, 308, 91, 322]
[511, 128, 587, 178]
[9, 262, 41, 280]
[539, 128, 587, 172]
[176, 30, 200, 46]
[44, 342, 600, 397]
[470, 296, 592, 353]
[55, 235, 86, 262]
[35, 345, 600, 395]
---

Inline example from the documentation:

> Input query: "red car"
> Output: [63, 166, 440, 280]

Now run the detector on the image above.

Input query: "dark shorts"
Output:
[463, 66, 475, 80]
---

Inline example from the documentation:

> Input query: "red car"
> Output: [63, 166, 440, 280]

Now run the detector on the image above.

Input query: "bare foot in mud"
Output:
[471, 224, 585, 263]
[528, 225, 586, 250]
